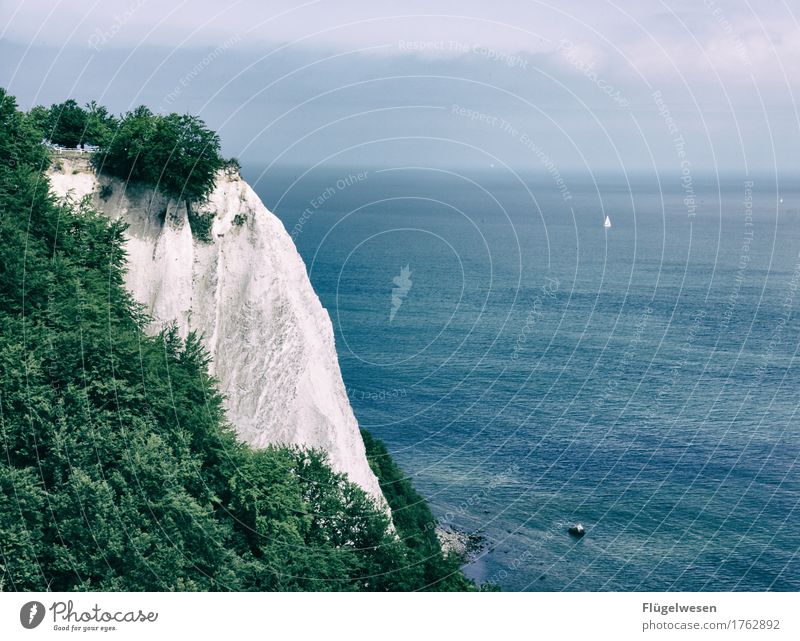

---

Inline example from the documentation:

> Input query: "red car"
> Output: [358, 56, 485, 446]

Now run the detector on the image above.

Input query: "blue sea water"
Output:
[249, 165, 800, 591]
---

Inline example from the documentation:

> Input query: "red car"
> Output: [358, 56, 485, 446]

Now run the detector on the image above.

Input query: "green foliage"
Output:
[361, 430, 476, 591]
[26, 105, 50, 134]
[94, 106, 223, 204]
[47, 99, 87, 147]
[0, 88, 50, 175]
[187, 205, 215, 242]
[32, 99, 117, 148]
[0, 88, 473, 591]
[83, 100, 117, 147]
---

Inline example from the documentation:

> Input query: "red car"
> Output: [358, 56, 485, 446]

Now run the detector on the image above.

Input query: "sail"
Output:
[604, 215, 611, 229]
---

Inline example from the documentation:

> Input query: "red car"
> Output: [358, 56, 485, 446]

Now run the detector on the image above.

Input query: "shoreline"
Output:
[436, 526, 488, 562]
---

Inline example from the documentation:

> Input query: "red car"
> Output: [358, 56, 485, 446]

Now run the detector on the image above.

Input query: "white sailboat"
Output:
[603, 215, 611, 229]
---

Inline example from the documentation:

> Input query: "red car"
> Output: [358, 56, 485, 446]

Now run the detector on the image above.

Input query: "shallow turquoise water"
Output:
[252, 165, 800, 591]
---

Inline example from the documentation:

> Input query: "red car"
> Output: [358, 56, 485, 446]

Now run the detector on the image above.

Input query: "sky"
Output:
[1, 0, 798, 174]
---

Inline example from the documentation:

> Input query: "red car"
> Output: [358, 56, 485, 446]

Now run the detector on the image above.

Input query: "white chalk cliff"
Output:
[47, 155, 384, 503]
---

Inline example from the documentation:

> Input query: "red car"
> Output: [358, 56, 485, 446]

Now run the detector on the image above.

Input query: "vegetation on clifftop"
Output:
[27, 99, 116, 149]
[30, 97, 225, 205]
[0, 88, 473, 591]
[94, 106, 224, 204]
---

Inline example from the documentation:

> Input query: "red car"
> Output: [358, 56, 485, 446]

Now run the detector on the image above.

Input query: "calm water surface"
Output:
[250, 165, 800, 591]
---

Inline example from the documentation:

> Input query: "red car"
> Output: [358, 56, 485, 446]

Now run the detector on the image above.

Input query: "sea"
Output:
[248, 164, 800, 591]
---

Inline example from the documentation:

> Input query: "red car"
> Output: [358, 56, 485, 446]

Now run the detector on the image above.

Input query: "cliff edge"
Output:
[47, 154, 384, 503]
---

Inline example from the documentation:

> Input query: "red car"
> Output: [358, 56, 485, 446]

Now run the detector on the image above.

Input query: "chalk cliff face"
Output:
[47, 155, 384, 503]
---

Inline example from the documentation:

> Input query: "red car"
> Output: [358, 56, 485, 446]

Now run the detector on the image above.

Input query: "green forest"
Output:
[0, 88, 475, 591]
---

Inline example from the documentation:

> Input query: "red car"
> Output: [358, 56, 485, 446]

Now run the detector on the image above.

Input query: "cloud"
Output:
[1, 0, 796, 84]
[1, 0, 797, 172]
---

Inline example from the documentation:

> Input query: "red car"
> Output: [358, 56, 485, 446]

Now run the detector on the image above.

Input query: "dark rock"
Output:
[568, 523, 586, 538]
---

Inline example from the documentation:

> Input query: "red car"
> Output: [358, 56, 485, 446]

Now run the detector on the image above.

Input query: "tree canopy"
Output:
[29, 99, 117, 149]
[29, 97, 223, 205]
[93, 106, 223, 203]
